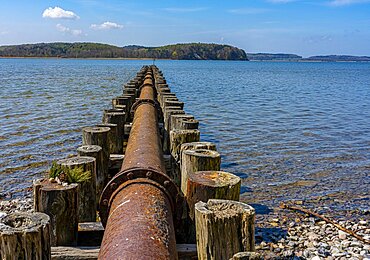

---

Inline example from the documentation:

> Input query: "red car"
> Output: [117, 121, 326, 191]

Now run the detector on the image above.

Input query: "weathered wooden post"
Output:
[181, 149, 221, 195]
[57, 156, 97, 222]
[82, 126, 110, 181]
[195, 199, 255, 260]
[163, 110, 186, 153]
[102, 110, 126, 153]
[0, 212, 51, 259]
[185, 171, 241, 242]
[169, 129, 200, 184]
[33, 179, 78, 246]
[96, 123, 118, 154]
[77, 145, 105, 201]
[164, 100, 184, 110]
[170, 114, 194, 131]
[180, 118, 199, 130]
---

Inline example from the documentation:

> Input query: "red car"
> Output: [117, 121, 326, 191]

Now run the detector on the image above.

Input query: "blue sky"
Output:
[0, 0, 370, 56]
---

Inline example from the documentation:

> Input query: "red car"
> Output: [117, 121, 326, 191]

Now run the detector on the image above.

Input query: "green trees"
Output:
[0, 42, 248, 60]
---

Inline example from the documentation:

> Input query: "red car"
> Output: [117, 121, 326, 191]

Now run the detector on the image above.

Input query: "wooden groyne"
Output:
[0, 66, 257, 260]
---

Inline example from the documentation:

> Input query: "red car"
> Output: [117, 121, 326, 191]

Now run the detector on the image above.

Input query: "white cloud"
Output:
[56, 24, 82, 36]
[43, 7, 80, 19]
[90, 21, 123, 30]
[328, 0, 370, 5]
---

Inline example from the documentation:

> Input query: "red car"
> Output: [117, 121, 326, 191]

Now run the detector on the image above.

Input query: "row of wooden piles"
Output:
[0, 65, 259, 260]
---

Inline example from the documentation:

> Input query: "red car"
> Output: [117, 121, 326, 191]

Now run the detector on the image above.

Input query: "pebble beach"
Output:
[1, 196, 369, 259]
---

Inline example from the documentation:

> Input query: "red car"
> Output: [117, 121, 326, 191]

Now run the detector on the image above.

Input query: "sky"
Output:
[0, 0, 370, 57]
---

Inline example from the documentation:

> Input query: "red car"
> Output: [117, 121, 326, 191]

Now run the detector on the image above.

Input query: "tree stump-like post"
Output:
[185, 171, 241, 242]
[164, 100, 184, 110]
[195, 199, 256, 260]
[181, 149, 221, 195]
[57, 156, 97, 222]
[180, 118, 199, 130]
[169, 129, 200, 184]
[170, 114, 194, 131]
[162, 110, 185, 154]
[103, 110, 126, 154]
[33, 179, 78, 246]
[77, 145, 106, 201]
[96, 123, 118, 155]
[0, 212, 51, 259]
[82, 126, 110, 176]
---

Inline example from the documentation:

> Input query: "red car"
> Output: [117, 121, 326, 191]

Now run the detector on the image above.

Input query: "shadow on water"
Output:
[240, 185, 253, 193]
[250, 203, 273, 215]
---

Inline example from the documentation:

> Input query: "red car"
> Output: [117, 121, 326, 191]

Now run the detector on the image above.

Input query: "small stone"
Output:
[289, 222, 295, 227]
[359, 220, 367, 225]
[0, 212, 7, 219]
[311, 256, 321, 260]
[341, 240, 351, 248]
[338, 230, 347, 239]
[350, 241, 363, 247]
[62, 182, 69, 187]
[333, 252, 347, 258]
[308, 232, 319, 241]
[317, 221, 326, 225]
[283, 250, 293, 257]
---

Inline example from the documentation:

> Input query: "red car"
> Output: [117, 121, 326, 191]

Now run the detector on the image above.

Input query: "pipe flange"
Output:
[99, 167, 182, 227]
[130, 98, 161, 117]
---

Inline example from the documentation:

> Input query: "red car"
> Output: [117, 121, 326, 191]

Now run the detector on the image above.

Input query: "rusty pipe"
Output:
[99, 67, 178, 260]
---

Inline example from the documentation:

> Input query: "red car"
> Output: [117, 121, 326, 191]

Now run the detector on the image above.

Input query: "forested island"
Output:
[247, 53, 370, 62]
[247, 53, 302, 61]
[0, 42, 247, 60]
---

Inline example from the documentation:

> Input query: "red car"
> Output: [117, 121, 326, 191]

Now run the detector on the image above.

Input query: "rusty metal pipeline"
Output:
[99, 67, 180, 260]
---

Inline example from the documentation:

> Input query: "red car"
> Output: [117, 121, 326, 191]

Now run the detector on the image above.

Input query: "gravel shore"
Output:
[1, 197, 369, 259]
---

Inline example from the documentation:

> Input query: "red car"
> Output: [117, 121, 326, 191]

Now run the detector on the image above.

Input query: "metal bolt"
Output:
[102, 199, 108, 206]
[127, 172, 134, 179]
[110, 183, 117, 190]
[146, 171, 153, 178]
[163, 180, 170, 187]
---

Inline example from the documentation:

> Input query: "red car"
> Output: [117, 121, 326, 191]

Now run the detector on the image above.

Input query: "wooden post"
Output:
[77, 145, 106, 201]
[165, 109, 185, 131]
[102, 110, 125, 154]
[180, 118, 199, 130]
[164, 100, 184, 110]
[181, 149, 221, 195]
[185, 171, 241, 242]
[195, 199, 255, 260]
[0, 212, 51, 259]
[82, 126, 110, 178]
[33, 179, 78, 246]
[170, 114, 194, 131]
[162, 110, 185, 154]
[57, 156, 97, 222]
[96, 123, 118, 154]
[169, 129, 200, 184]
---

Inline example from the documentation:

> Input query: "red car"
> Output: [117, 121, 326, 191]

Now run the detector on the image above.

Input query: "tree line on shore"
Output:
[0, 42, 248, 60]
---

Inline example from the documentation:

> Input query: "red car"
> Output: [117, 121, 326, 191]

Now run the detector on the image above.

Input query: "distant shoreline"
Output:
[1, 56, 370, 63]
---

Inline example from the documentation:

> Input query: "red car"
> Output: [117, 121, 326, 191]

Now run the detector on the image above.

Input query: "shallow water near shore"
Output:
[0, 58, 369, 213]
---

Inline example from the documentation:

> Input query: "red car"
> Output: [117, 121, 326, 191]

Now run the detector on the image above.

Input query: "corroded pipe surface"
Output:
[99, 67, 178, 260]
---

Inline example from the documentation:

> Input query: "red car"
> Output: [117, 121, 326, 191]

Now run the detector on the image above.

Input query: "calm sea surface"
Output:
[0, 58, 369, 211]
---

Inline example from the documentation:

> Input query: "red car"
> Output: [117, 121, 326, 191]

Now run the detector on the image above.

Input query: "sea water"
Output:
[0, 59, 369, 211]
